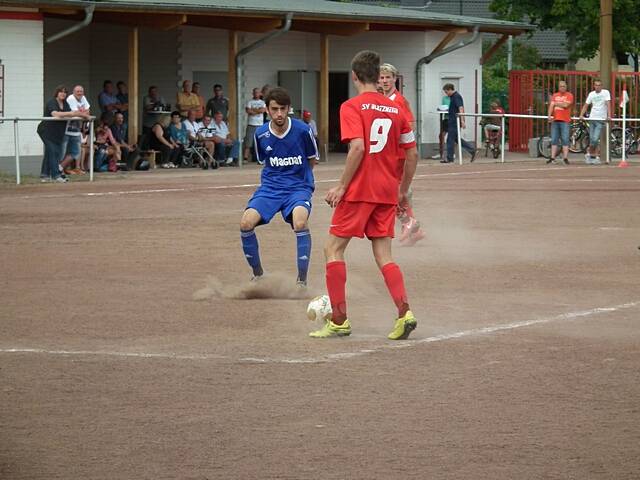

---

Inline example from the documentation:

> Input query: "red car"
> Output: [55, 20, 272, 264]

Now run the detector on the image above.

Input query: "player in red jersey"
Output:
[309, 51, 419, 340]
[379, 63, 426, 247]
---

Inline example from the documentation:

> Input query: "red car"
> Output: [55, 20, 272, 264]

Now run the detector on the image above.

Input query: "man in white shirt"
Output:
[212, 111, 239, 166]
[183, 109, 202, 143]
[244, 87, 266, 162]
[62, 84, 91, 174]
[579, 79, 611, 165]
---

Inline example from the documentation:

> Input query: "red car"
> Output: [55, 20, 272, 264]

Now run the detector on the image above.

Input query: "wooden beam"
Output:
[94, 12, 186, 30]
[128, 27, 139, 145]
[429, 31, 458, 57]
[228, 30, 238, 138]
[479, 34, 509, 65]
[187, 15, 282, 32]
[368, 23, 469, 33]
[292, 20, 368, 36]
[319, 34, 329, 157]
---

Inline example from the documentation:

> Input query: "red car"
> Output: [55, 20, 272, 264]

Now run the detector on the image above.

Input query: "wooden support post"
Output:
[128, 27, 139, 144]
[319, 34, 329, 159]
[228, 30, 238, 137]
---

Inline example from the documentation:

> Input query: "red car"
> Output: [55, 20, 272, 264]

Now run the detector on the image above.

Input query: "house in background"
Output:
[0, 0, 531, 174]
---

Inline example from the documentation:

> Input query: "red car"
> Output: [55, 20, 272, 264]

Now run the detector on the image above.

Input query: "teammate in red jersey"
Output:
[309, 50, 419, 340]
[379, 63, 426, 247]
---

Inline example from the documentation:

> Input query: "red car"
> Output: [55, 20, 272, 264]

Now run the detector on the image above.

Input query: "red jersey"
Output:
[388, 90, 415, 124]
[551, 92, 573, 122]
[340, 91, 416, 205]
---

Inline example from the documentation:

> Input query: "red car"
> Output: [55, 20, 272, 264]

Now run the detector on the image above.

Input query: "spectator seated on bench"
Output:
[149, 113, 182, 168]
[211, 111, 239, 166]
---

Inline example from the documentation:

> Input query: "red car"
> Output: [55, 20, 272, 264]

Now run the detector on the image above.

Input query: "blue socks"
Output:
[240, 229, 263, 277]
[295, 229, 311, 283]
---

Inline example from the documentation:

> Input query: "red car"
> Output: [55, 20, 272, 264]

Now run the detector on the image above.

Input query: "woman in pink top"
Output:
[95, 117, 121, 172]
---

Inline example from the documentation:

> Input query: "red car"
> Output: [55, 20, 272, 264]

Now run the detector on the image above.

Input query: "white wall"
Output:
[0, 16, 44, 157]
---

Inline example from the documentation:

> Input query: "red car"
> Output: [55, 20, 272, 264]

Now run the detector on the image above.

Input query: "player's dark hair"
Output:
[351, 50, 380, 85]
[443, 83, 455, 92]
[265, 87, 291, 108]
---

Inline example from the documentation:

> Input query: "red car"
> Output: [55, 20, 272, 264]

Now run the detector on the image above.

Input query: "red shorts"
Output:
[330, 201, 396, 239]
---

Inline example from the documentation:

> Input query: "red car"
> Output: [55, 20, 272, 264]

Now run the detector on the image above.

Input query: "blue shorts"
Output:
[247, 188, 312, 226]
[550, 121, 570, 147]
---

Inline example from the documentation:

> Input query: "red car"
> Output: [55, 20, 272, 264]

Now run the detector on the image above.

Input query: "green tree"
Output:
[490, 0, 640, 65]
[482, 39, 540, 112]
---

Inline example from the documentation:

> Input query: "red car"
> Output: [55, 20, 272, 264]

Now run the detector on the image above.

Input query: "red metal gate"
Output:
[508, 70, 640, 152]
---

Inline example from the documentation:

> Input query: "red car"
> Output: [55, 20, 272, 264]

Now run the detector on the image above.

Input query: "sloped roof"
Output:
[0, 0, 534, 34]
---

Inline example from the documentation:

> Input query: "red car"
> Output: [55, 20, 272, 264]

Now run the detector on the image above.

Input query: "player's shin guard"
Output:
[326, 260, 347, 325]
[295, 229, 311, 283]
[381, 262, 410, 318]
[240, 229, 263, 277]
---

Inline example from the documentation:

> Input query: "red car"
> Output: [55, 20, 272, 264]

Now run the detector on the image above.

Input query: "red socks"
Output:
[381, 262, 410, 318]
[326, 261, 347, 324]
[327, 261, 410, 324]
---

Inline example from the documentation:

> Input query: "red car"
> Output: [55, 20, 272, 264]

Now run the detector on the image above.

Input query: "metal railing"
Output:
[455, 112, 640, 166]
[0, 116, 95, 185]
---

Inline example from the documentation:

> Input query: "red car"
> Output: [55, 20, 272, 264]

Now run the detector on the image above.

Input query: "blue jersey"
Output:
[254, 118, 318, 193]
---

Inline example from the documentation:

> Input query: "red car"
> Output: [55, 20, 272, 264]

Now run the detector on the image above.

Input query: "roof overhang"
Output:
[1, 0, 534, 36]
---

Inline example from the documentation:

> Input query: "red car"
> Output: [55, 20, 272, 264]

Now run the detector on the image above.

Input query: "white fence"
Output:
[455, 112, 640, 166]
[0, 117, 95, 185]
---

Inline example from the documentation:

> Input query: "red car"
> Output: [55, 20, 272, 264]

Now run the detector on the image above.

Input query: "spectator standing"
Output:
[116, 81, 130, 125]
[244, 87, 266, 162]
[443, 83, 477, 163]
[302, 110, 318, 142]
[176, 80, 200, 118]
[98, 80, 124, 116]
[579, 79, 610, 165]
[62, 84, 90, 175]
[211, 111, 240, 166]
[143, 86, 167, 134]
[191, 82, 205, 121]
[205, 84, 229, 120]
[111, 112, 138, 170]
[547, 80, 574, 165]
[433, 94, 450, 159]
[37, 85, 89, 182]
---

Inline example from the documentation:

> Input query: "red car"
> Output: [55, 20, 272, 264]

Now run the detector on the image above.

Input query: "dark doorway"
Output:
[329, 72, 350, 152]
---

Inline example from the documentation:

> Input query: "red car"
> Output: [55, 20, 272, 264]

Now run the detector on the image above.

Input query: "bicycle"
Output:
[483, 126, 502, 159]
[569, 119, 590, 153]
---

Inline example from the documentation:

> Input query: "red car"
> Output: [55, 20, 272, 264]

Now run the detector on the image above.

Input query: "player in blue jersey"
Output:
[240, 87, 318, 286]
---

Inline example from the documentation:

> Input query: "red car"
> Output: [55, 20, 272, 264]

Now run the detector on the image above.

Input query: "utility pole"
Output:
[600, 0, 612, 90]
[600, 0, 613, 164]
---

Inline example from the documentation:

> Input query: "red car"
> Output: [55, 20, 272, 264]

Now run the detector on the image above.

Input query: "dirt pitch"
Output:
[1, 159, 639, 479]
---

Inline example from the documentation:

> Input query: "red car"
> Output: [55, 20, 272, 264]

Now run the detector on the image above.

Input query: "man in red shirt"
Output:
[309, 50, 419, 340]
[379, 62, 426, 247]
[547, 81, 574, 165]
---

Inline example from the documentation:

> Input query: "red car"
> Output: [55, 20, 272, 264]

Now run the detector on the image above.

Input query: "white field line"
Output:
[1, 300, 637, 365]
[12, 165, 600, 200]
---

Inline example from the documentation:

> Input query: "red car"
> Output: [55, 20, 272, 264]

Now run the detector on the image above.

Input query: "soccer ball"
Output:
[306, 295, 332, 322]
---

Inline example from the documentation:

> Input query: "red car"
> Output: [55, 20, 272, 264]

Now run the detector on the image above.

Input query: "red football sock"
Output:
[326, 261, 347, 324]
[381, 262, 410, 318]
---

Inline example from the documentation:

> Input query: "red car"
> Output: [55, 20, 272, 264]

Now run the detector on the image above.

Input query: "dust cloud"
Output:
[193, 272, 321, 301]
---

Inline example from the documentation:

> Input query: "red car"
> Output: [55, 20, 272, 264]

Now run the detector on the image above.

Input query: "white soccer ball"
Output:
[306, 295, 332, 322]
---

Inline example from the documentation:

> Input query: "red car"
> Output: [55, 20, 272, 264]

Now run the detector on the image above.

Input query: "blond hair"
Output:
[379, 63, 398, 77]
